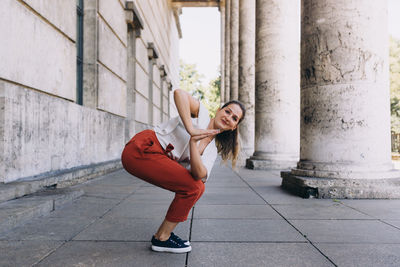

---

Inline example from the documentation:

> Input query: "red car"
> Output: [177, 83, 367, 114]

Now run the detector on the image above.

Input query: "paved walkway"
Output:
[1, 160, 400, 266]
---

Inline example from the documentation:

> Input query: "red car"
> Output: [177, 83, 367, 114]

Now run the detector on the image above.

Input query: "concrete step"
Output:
[0, 160, 121, 204]
[0, 188, 84, 235]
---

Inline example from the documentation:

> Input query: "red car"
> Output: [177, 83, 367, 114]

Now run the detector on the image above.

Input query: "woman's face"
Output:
[214, 104, 243, 131]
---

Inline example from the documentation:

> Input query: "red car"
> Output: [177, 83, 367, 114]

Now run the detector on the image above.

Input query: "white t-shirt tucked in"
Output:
[153, 102, 218, 181]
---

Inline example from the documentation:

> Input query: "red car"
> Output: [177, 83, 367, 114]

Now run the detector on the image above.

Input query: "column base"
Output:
[281, 171, 400, 199]
[246, 158, 297, 170]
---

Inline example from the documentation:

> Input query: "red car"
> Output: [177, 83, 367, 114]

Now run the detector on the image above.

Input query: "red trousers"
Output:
[121, 129, 205, 222]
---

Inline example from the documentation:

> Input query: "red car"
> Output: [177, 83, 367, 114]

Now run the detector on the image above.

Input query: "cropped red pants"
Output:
[121, 129, 205, 222]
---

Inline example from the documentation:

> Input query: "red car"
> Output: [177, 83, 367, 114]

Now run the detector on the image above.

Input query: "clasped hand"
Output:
[188, 128, 220, 142]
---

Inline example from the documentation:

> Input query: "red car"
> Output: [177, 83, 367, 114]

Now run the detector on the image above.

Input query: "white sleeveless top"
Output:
[153, 102, 218, 181]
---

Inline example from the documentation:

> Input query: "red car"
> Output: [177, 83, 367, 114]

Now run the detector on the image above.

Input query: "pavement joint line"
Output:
[232, 168, 338, 267]
[186, 205, 196, 266]
[186, 241, 310, 244]
[285, 219, 380, 221]
[339, 202, 378, 218]
[32, 241, 68, 267]
[379, 220, 400, 231]
[339, 202, 400, 230]
[32, 182, 146, 265]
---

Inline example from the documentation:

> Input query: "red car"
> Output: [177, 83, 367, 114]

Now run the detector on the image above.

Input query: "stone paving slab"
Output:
[123, 190, 175, 204]
[340, 200, 400, 219]
[242, 177, 282, 187]
[316, 243, 400, 267]
[191, 219, 306, 242]
[4, 163, 400, 266]
[271, 202, 373, 220]
[197, 187, 265, 205]
[194, 204, 281, 219]
[89, 172, 145, 186]
[0, 240, 63, 266]
[188, 242, 333, 267]
[0, 215, 95, 241]
[79, 183, 141, 199]
[251, 185, 324, 204]
[36, 241, 186, 267]
[205, 178, 248, 187]
[385, 220, 400, 229]
[236, 168, 282, 179]
[289, 219, 400, 243]
[0, 197, 53, 234]
[104, 202, 192, 219]
[48, 196, 120, 219]
[73, 218, 190, 242]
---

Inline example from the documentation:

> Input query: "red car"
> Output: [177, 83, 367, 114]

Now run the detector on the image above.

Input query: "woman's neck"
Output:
[208, 118, 216, 130]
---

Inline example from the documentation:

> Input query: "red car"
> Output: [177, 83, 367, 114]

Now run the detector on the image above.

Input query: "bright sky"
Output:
[179, 1, 400, 85]
[179, 7, 220, 84]
[389, 0, 400, 39]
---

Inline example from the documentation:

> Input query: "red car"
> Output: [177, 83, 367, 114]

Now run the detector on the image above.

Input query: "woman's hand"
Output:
[188, 128, 220, 141]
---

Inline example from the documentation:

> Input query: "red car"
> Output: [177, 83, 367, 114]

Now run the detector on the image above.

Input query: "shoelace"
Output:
[171, 233, 184, 243]
[170, 238, 184, 247]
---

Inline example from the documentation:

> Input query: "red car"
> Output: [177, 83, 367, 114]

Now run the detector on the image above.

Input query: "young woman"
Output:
[121, 89, 246, 253]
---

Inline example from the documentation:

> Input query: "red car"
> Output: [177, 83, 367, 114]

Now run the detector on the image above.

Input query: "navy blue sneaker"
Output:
[171, 232, 190, 246]
[151, 235, 192, 253]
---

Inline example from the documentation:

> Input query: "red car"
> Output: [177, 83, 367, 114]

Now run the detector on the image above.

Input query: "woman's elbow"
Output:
[192, 170, 207, 181]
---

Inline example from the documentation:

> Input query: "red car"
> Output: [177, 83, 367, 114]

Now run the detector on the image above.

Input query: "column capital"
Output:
[159, 65, 167, 78]
[147, 42, 159, 61]
[125, 1, 143, 37]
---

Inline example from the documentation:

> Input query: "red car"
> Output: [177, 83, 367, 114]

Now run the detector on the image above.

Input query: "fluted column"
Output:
[238, 0, 255, 157]
[246, 0, 300, 170]
[281, 0, 400, 198]
[224, 0, 231, 102]
[229, 0, 239, 100]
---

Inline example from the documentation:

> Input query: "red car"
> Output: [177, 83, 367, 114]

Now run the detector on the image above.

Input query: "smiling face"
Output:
[214, 103, 243, 131]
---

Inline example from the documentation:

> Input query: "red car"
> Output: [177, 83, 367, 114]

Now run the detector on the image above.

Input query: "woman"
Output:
[121, 89, 245, 253]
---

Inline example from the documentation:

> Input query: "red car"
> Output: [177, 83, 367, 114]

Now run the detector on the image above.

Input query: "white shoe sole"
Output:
[151, 245, 192, 253]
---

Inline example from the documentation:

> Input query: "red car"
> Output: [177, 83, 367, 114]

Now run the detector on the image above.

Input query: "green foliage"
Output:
[179, 60, 221, 117]
[390, 36, 400, 133]
[179, 60, 206, 100]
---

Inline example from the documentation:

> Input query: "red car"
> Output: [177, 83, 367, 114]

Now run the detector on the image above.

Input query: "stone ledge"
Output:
[281, 171, 400, 199]
[0, 160, 122, 203]
[246, 158, 296, 170]
[0, 188, 84, 235]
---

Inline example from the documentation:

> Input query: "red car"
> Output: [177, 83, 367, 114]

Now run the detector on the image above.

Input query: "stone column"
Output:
[82, 0, 98, 108]
[220, 1, 225, 104]
[224, 0, 231, 102]
[229, 0, 239, 100]
[238, 0, 255, 157]
[281, 0, 400, 199]
[125, 1, 143, 142]
[246, 0, 300, 170]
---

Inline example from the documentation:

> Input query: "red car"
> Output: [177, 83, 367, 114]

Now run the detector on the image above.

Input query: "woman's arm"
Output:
[173, 89, 199, 135]
[189, 137, 208, 180]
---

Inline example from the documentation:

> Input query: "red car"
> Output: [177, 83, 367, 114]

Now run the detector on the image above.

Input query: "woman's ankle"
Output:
[154, 233, 170, 241]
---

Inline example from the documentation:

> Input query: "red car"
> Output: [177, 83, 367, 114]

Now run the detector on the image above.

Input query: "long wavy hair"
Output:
[215, 100, 246, 168]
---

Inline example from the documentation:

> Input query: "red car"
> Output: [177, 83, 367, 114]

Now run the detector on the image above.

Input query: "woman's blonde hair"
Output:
[215, 100, 246, 168]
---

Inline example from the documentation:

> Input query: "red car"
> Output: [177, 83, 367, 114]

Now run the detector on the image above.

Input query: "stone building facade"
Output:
[0, 0, 180, 185]
[1, 0, 399, 199]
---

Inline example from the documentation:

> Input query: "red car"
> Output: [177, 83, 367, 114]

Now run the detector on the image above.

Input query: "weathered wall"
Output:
[97, 0, 127, 117]
[0, 0, 181, 183]
[0, 0, 76, 101]
[133, 0, 180, 125]
[0, 82, 125, 183]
